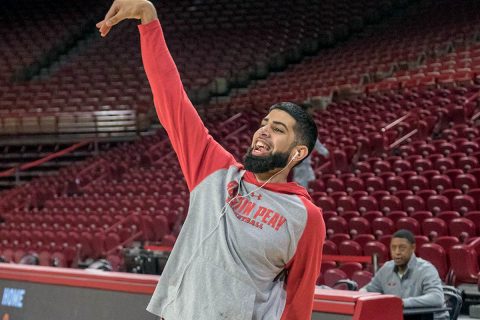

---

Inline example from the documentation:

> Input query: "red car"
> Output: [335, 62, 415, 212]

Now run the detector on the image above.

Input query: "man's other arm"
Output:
[281, 202, 325, 320]
[360, 267, 385, 293]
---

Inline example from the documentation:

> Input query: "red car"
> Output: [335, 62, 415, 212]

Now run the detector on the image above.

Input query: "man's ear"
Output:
[292, 146, 309, 162]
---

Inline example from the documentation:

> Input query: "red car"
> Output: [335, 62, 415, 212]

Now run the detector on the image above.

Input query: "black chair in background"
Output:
[443, 285, 463, 320]
[333, 279, 358, 291]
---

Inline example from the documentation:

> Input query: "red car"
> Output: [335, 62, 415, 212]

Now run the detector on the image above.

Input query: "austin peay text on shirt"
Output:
[225, 180, 287, 231]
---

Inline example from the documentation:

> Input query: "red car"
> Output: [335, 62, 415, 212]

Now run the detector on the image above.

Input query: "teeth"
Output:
[255, 141, 269, 151]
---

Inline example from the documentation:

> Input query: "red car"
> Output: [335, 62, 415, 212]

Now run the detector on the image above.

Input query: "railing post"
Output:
[372, 253, 378, 274]
[94, 140, 99, 156]
[14, 167, 20, 186]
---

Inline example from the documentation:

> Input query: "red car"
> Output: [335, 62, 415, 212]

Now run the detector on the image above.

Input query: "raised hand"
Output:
[96, 0, 157, 37]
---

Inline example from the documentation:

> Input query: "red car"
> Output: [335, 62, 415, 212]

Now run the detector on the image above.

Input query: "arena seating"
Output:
[218, 0, 480, 111]
[0, 0, 105, 85]
[0, 0, 395, 128]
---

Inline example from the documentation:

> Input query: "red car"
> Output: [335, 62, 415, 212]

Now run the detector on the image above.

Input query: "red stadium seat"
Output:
[413, 158, 433, 173]
[361, 211, 382, 224]
[445, 169, 464, 183]
[378, 234, 393, 248]
[352, 270, 373, 289]
[430, 175, 452, 192]
[326, 178, 346, 193]
[379, 195, 402, 214]
[414, 235, 430, 256]
[323, 240, 338, 255]
[437, 211, 461, 224]
[338, 240, 363, 256]
[407, 175, 429, 192]
[392, 159, 412, 173]
[348, 217, 372, 237]
[364, 241, 389, 263]
[441, 188, 462, 202]
[410, 211, 433, 224]
[403, 195, 426, 213]
[418, 243, 449, 280]
[326, 216, 349, 236]
[434, 236, 460, 252]
[345, 177, 365, 193]
[324, 268, 348, 288]
[372, 217, 395, 237]
[386, 211, 408, 223]
[38, 251, 52, 266]
[339, 262, 363, 279]
[422, 217, 448, 239]
[449, 218, 476, 242]
[465, 211, 480, 233]
[449, 242, 479, 284]
[416, 189, 437, 203]
[337, 196, 357, 213]
[365, 176, 385, 193]
[454, 173, 478, 192]
[451, 195, 476, 214]
[457, 156, 478, 171]
[426, 195, 451, 214]
[352, 234, 375, 248]
[396, 217, 421, 235]
[385, 176, 407, 193]
[393, 190, 414, 202]
[357, 196, 379, 213]
[329, 233, 351, 247]
[318, 196, 336, 211]
[434, 157, 455, 172]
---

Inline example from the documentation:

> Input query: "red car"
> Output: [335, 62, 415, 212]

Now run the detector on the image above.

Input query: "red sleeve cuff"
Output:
[138, 19, 160, 33]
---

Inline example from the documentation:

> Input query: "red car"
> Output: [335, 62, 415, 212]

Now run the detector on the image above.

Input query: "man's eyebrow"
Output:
[272, 121, 288, 131]
[261, 118, 289, 131]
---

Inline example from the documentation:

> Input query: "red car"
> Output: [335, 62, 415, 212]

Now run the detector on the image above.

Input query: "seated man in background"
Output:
[361, 229, 449, 320]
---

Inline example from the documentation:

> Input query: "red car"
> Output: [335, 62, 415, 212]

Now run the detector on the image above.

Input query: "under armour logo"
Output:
[248, 192, 262, 201]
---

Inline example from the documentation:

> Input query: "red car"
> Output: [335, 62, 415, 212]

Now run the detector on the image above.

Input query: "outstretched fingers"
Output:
[96, 2, 122, 37]
[96, 0, 157, 37]
[96, 20, 110, 37]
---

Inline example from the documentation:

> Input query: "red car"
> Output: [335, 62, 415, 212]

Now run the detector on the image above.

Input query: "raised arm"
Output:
[97, 0, 236, 191]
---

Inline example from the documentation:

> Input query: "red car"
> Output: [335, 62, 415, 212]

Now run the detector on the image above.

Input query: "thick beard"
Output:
[243, 147, 291, 173]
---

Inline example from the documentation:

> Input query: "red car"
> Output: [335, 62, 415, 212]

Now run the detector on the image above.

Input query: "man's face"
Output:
[244, 109, 297, 173]
[390, 237, 415, 268]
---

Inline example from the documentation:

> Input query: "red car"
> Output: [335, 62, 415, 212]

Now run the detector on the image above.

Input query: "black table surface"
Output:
[403, 307, 450, 315]
[403, 307, 450, 320]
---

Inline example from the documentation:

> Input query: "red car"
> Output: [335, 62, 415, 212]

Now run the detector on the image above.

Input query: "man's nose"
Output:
[259, 126, 270, 136]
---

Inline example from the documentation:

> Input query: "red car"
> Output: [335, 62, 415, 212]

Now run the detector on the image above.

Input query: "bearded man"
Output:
[97, 1, 325, 319]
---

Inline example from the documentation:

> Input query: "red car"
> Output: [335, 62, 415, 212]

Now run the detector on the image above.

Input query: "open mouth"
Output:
[252, 140, 271, 156]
